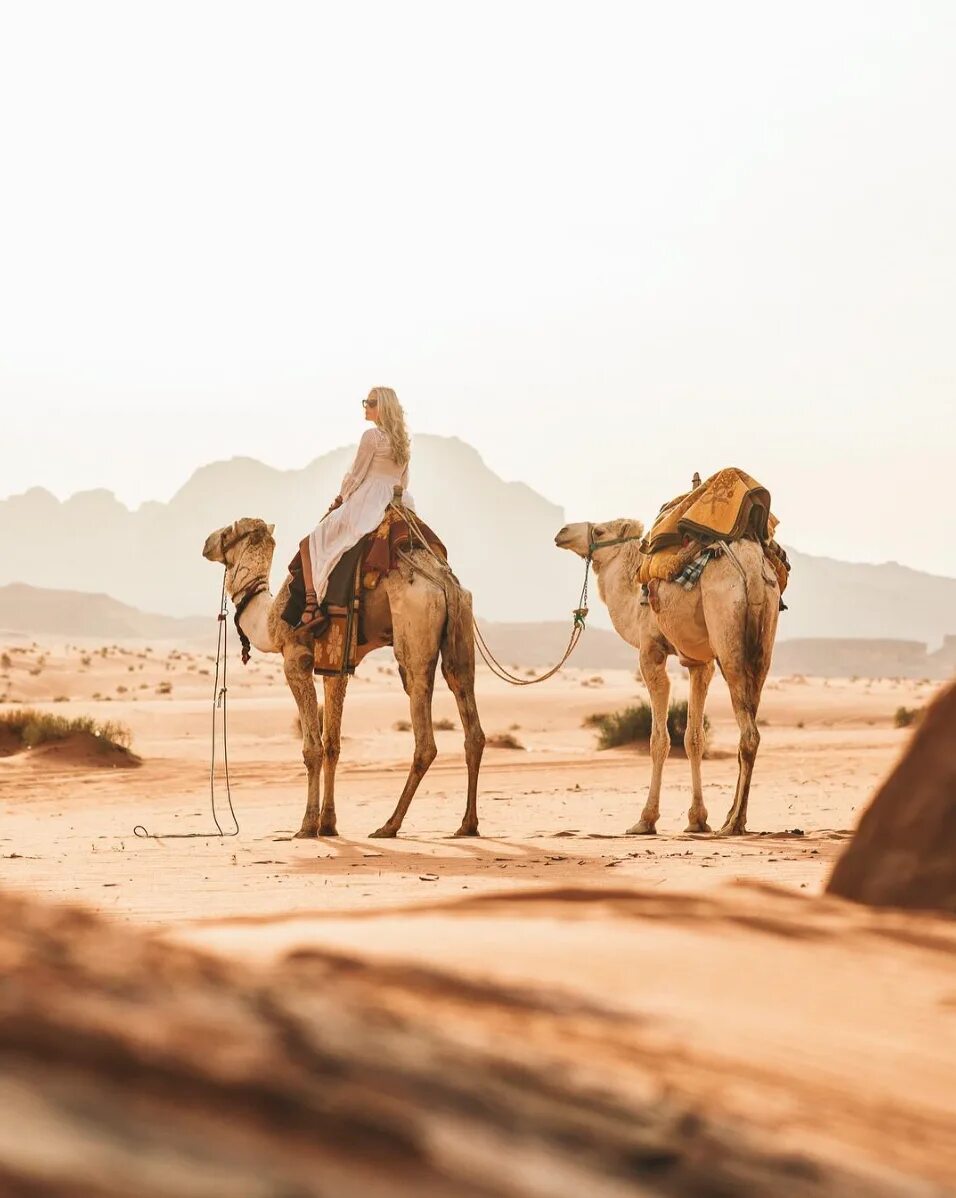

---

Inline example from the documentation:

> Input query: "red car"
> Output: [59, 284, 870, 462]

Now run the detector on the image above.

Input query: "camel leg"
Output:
[627, 644, 670, 835]
[441, 660, 485, 837]
[370, 656, 439, 838]
[284, 645, 324, 839]
[684, 661, 715, 833]
[318, 674, 348, 836]
[717, 676, 760, 836]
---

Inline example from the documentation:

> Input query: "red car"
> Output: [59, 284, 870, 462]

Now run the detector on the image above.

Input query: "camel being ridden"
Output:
[555, 520, 780, 835]
[202, 517, 485, 839]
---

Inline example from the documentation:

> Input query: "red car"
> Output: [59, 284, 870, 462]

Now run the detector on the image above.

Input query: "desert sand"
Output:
[0, 633, 939, 918]
[2, 634, 954, 1193]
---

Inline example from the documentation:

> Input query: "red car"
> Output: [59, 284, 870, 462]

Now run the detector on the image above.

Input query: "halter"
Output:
[586, 523, 645, 559]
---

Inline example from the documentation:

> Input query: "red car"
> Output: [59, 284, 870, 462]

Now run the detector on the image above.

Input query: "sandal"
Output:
[295, 593, 328, 634]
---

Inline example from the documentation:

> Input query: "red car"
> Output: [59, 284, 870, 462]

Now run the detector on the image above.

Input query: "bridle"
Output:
[585, 522, 645, 560]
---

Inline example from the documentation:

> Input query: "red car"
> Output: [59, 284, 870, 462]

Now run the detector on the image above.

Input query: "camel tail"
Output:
[440, 575, 476, 677]
[742, 597, 765, 711]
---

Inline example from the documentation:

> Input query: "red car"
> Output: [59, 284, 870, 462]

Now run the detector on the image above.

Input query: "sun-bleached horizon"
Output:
[2, 1, 955, 576]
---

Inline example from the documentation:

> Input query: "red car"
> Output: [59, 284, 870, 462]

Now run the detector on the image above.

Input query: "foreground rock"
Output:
[828, 681, 956, 914]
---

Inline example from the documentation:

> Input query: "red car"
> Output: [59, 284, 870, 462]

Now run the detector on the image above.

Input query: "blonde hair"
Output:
[368, 386, 410, 468]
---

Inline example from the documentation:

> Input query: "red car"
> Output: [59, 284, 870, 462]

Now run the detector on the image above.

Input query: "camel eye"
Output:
[594, 528, 605, 538]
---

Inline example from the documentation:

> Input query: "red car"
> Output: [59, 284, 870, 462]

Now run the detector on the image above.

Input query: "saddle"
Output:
[283, 506, 447, 677]
[637, 468, 790, 597]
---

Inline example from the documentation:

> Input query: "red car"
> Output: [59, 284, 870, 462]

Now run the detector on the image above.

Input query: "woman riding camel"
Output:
[296, 386, 412, 632]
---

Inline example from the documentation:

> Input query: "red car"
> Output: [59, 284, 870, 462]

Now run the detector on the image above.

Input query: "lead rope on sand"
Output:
[133, 571, 240, 839]
[393, 502, 590, 687]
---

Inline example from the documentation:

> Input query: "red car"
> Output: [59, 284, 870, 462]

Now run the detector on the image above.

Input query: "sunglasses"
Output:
[362, 398, 378, 409]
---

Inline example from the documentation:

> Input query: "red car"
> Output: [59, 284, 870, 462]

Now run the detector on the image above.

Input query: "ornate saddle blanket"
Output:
[636, 468, 790, 595]
[283, 508, 447, 677]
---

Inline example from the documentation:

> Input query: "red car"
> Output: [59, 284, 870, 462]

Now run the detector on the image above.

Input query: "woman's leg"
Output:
[296, 535, 323, 631]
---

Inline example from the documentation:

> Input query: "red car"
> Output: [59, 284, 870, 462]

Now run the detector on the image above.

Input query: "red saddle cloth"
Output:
[360, 507, 447, 590]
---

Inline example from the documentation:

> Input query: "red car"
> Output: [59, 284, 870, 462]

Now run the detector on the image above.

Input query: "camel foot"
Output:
[717, 822, 747, 837]
[453, 823, 480, 838]
[626, 820, 657, 836]
[685, 821, 712, 834]
[318, 826, 338, 838]
[369, 824, 399, 839]
[294, 826, 319, 840]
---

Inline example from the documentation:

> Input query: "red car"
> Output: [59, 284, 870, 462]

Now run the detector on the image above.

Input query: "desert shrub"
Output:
[894, 706, 921, 729]
[116, 685, 127, 694]
[591, 701, 710, 750]
[53, 695, 69, 703]
[0, 708, 131, 750]
[487, 732, 524, 750]
[434, 717, 456, 731]
[393, 719, 412, 732]
[0, 653, 11, 669]
[80, 655, 92, 667]
[157, 681, 172, 695]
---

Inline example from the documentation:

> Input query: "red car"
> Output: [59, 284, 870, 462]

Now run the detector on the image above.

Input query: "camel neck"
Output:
[596, 554, 643, 643]
[235, 588, 278, 654]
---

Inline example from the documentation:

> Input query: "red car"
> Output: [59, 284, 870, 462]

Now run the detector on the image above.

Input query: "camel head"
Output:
[554, 519, 644, 567]
[202, 518, 276, 595]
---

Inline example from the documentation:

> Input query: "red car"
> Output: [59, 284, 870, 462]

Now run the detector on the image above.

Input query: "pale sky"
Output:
[2, 1, 954, 575]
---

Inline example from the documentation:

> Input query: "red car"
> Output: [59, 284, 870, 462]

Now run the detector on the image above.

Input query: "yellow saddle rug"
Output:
[636, 468, 789, 594]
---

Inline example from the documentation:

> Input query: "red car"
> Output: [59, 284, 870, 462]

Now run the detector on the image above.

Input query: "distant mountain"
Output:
[1, 438, 955, 645]
[0, 437, 582, 624]
[777, 550, 956, 647]
[0, 583, 209, 640]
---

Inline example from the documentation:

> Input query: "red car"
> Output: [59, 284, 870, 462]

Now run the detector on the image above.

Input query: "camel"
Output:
[555, 519, 780, 835]
[201, 516, 485, 839]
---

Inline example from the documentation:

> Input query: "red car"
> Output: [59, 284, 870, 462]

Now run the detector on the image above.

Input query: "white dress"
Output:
[307, 427, 412, 603]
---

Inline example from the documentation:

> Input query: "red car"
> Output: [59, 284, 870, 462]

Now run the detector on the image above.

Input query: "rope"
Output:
[392, 502, 591, 687]
[133, 570, 240, 839]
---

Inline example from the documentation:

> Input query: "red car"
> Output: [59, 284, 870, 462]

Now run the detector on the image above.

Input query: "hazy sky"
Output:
[2, 1, 954, 574]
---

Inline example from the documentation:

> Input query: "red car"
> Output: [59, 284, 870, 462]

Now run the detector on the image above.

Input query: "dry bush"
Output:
[0, 708, 132, 751]
[487, 732, 524, 750]
[393, 719, 412, 732]
[894, 706, 921, 729]
[156, 681, 172, 695]
[589, 701, 710, 750]
[434, 718, 456, 731]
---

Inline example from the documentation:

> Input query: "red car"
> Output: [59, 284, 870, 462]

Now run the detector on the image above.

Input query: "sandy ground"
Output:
[2, 635, 955, 1191]
[0, 634, 939, 922]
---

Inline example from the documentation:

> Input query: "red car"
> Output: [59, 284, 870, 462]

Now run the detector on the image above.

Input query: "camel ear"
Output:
[266, 523, 275, 536]
[202, 527, 226, 563]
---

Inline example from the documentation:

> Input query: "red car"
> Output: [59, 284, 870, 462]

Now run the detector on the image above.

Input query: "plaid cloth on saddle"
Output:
[673, 548, 717, 590]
